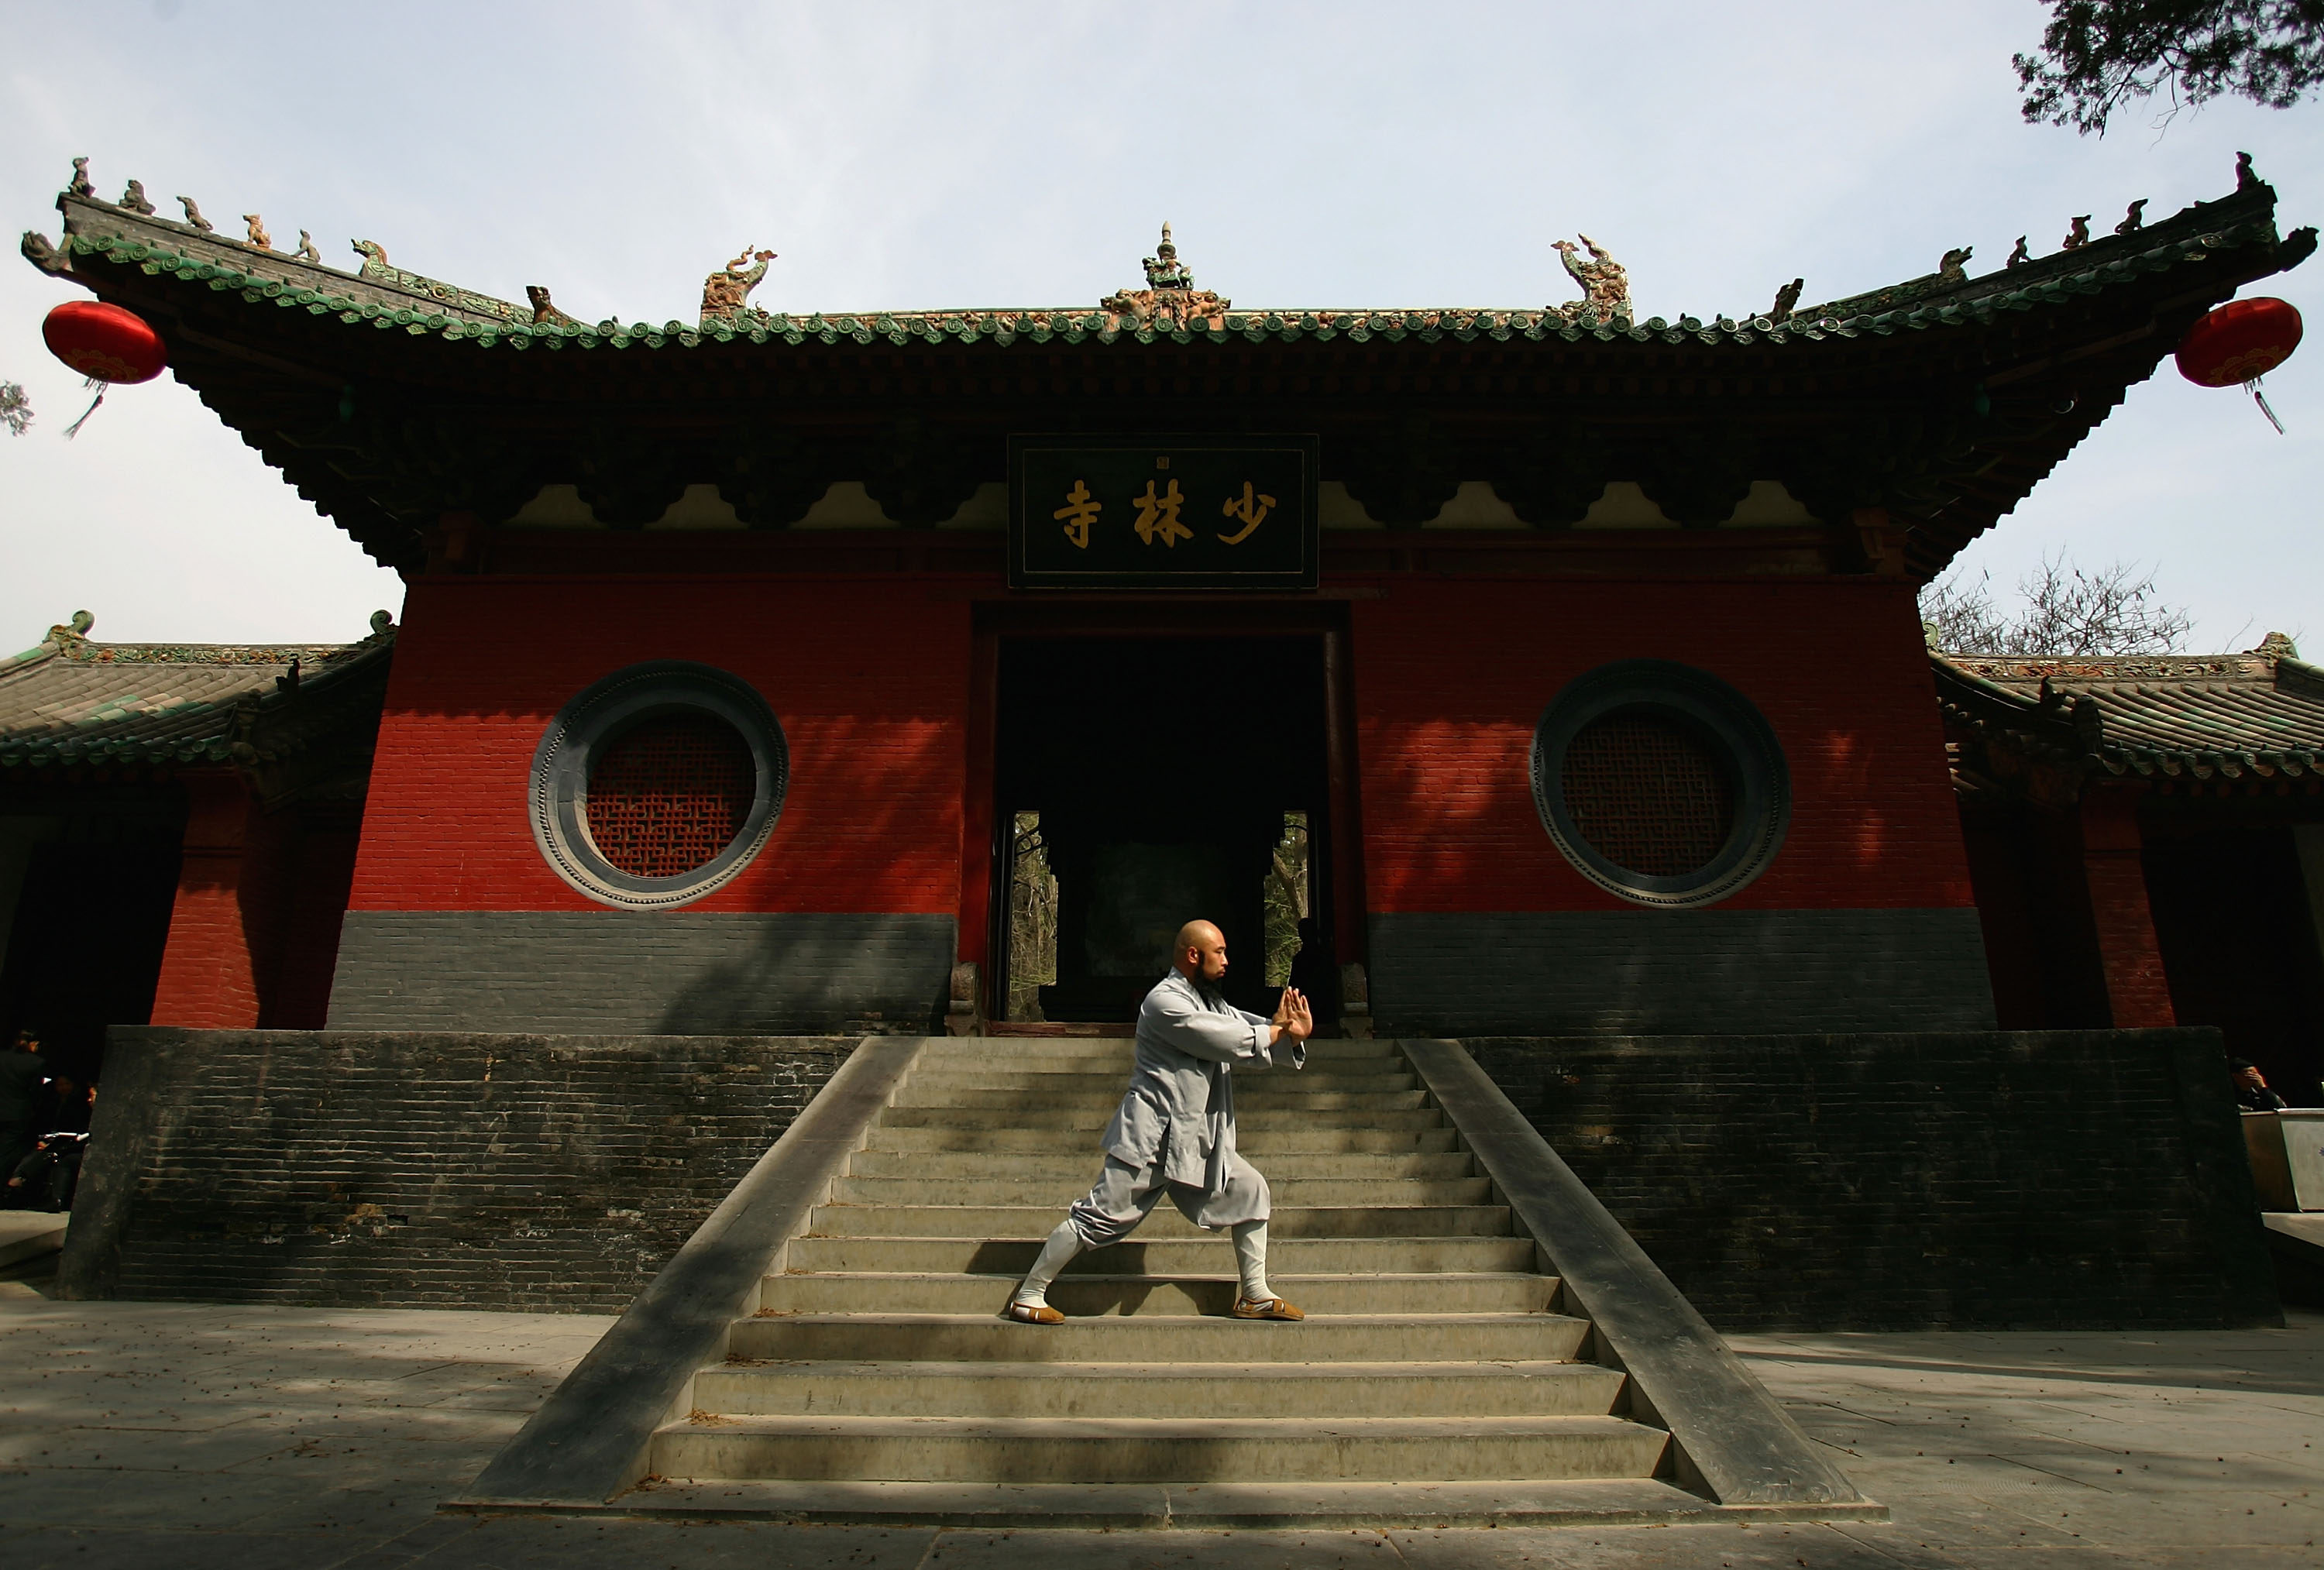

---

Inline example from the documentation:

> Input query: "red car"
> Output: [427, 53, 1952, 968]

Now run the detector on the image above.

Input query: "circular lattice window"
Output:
[1530, 661, 1788, 908]
[531, 661, 786, 908]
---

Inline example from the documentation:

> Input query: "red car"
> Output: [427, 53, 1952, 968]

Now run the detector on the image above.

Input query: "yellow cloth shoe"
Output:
[1230, 1297, 1305, 1321]
[1007, 1301, 1064, 1324]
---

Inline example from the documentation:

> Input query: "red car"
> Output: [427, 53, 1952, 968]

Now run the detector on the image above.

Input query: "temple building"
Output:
[6, 163, 2319, 1084]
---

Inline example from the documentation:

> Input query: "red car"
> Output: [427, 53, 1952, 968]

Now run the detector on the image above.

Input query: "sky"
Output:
[1, 1, 2317, 651]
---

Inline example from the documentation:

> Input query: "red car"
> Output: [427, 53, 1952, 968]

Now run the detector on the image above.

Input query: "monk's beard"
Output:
[1193, 973, 1228, 1005]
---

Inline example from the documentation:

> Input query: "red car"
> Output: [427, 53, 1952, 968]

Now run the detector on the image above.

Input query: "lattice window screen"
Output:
[1560, 712, 1736, 877]
[585, 713, 755, 878]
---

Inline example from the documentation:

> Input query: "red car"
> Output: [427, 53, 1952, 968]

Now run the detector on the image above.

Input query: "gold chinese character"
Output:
[1218, 481, 1277, 545]
[1053, 479, 1100, 549]
[1132, 479, 1191, 548]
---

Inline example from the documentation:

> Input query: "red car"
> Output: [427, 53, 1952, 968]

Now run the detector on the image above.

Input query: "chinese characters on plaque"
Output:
[1009, 436, 1319, 589]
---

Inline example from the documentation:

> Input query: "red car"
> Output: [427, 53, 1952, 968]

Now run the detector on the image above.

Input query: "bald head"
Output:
[1173, 920, 1229, 984]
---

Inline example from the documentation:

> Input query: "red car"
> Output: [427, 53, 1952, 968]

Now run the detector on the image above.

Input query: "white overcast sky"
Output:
[1, 1, 2317, 651]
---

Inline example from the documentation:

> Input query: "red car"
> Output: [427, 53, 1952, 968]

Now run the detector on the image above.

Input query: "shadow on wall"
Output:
[651, 914, 955, 1036]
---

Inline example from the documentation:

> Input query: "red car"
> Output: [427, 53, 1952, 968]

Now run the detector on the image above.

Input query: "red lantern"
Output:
[2175, 297, 2302, 433]
[41, 300, 168, 383]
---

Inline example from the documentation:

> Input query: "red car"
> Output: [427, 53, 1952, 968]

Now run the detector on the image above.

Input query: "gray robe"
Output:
[1099, 969, 1305, 1197]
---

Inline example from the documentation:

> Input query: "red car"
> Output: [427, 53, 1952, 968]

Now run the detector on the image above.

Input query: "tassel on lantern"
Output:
[2247, 377, 2286, 435]
[62, 376, 108, 440]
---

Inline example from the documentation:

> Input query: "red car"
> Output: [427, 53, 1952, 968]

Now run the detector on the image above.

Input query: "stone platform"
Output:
[2, 1296, 2315, 1566]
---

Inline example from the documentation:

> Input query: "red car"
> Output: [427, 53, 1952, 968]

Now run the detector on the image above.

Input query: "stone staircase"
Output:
[648, 1034, 1679, 1496]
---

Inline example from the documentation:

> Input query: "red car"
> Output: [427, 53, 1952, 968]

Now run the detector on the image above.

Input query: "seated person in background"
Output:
[2232, 1058, 2290, 1113]
[6, 1131, 86, 1211]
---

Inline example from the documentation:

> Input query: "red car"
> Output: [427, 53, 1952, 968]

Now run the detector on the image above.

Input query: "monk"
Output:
[1009, 919, 1314, 1324]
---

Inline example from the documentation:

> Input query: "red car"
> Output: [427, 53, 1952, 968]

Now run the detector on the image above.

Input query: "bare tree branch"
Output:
[1922, 554, 2195, 654]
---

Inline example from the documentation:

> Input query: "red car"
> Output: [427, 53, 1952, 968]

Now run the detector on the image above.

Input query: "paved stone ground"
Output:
[0, 1279, 2315, 1567]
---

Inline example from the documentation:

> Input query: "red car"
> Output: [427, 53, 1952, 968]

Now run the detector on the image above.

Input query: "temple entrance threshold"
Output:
[990, 631, 1343, 1025]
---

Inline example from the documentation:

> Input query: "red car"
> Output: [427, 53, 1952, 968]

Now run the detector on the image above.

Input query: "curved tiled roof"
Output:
[0, 612, 393, 771]
[1934, 643, 2324, 782]
[26, 167, 2310, 582]
[46, 204, 2295, 355]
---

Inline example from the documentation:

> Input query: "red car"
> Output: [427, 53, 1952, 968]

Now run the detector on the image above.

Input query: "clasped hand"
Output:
[1270, 987, 1315, 1044]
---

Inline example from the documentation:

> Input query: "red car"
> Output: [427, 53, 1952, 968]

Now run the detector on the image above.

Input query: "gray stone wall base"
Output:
[1370, 909, 1997, 1036]
[56, 1029, 861, 1311]
[327, 911, 956, 1034]
[1466, 1028, 2281, 1331]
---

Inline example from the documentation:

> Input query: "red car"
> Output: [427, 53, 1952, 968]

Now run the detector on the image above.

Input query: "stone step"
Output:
[691, 1359, 1624, 1421]
[757, 1270, 1556, 1317]
[830, 1175, 1492, 1208]
[731, 1312, 1592, 1364]
[921, 1040, 1397, 1063]
[807, 1204, 1515, 1240]
[873, 1106, 1448, 1133]
[651, 1413, 1668, 1486]
[890, 1087, 1432, 1112]
[865, 1125, 1462, 1155]
[843, 1149, 1478, 1182]
[906, 1068, 1413, 1091]
[591, 1476, 1799, 1530]
[906, 1067, 1415, 1090]
[785, 1235, 1538, 1276]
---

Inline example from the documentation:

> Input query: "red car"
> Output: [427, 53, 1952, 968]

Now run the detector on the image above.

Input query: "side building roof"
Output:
[1934, 637, 2324, 804]
[0, 610, 394, 808]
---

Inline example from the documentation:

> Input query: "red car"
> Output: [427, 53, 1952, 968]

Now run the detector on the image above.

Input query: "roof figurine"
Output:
[700, 246, 776, 325]
[176, 195, 213, 232]
[19, 231, 70, 278]
[294, 230, 322, 264]
[117, 180, 156, 217]
[2116, 199, 2147, 236]
[526, 284, 579, 327]
[244, 213, 270, 249]
[1551, 235, 1630, 323]
[2239, 151, 2262, 191]
[1144, 222, 1194, 290]
[1938, 246, 1973, 283]
[2061, 215, 2091, 251]
[1767, 277, 1803, 324]
[67, 156, 93, 200]
[1100, 223, 1231, 330]
[2006, 235, 2030, 268]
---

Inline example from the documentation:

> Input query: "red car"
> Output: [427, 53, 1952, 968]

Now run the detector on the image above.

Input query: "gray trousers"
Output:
[1065, 1151, 1271, 1249]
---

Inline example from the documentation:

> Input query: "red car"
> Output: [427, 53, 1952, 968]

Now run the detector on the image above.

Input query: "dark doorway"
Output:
[993, 635, 1335, 1022]
[0, 800, 185, 1089]
[2145, 825, 2324, 1105]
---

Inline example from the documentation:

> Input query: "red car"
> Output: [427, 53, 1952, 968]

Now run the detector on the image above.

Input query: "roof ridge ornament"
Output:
[351, 239, 524, 323]
[47, 610, 94, 651]
[1101, 222, 1230, 329]
[700, 246, 776, 325]
[2254, 631, 2299, 660]
[1551, 235, 1630, 324]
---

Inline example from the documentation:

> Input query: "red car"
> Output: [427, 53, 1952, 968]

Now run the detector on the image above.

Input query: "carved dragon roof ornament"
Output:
[1100, 223, 1229, 329]
[1550, 235, 1630, 325]
[700, 246, 776, 325]
[352, 239, 524, 322]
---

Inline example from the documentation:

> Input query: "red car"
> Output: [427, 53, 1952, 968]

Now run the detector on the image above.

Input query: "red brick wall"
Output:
[346, 577, 968, 918]
[1350, 576, 1975, 914]
[150, 777, 367, 1031]
[2081, 788, 2178, 1029]
[150, 771, 267, 1029]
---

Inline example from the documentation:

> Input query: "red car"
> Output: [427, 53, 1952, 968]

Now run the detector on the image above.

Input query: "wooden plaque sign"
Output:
[1008, 435, 1320, 590]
